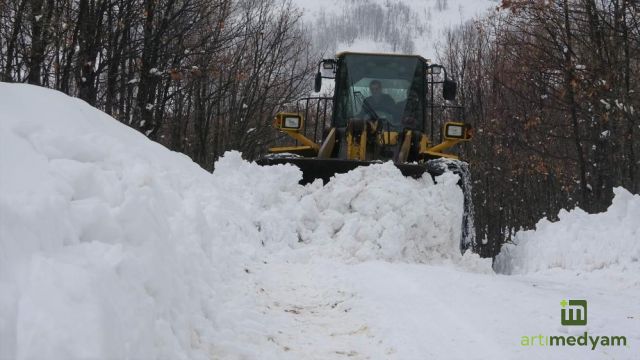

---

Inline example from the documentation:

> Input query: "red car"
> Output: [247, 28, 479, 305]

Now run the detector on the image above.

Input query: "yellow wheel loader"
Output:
[257, 52, 476, 253]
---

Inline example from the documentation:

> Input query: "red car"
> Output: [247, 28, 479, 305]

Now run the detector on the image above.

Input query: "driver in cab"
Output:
[362, 80, 396, 117]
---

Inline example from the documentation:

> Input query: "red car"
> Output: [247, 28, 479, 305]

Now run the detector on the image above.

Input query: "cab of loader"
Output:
[333, 53, 428, 132]
[330, 53, 458, 134]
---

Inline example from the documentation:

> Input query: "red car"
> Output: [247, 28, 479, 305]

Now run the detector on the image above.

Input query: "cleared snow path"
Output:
[250, 261, 389, 359]
[247, 259, 638, 360]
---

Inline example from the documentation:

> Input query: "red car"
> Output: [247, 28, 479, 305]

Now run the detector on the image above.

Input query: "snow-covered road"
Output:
[246, 259, 638, 359]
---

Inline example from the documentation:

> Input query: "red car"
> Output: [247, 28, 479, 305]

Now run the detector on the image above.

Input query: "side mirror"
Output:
[443, 79, 457, 101]
[314, 72, 322, 93]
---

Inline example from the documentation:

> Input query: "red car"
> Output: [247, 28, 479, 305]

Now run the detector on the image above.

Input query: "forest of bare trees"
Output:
[0, 0, 313, 169]
[437, 0, 639, 256]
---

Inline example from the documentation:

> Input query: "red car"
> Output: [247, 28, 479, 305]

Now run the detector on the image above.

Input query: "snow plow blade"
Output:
[256, 157, 476, 253]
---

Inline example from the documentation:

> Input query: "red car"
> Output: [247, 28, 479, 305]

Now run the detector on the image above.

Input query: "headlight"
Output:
[284, 116, 300, 129]
[443, 122, 472, 140]
[446, 124, 463, 137]
[273, 112, 304, 131]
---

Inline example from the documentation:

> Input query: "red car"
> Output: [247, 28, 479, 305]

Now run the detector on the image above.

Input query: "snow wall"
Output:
[494, 187, 640, 275]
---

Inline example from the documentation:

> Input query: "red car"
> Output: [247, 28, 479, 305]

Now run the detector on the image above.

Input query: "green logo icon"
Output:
[561, 299, 587, 326]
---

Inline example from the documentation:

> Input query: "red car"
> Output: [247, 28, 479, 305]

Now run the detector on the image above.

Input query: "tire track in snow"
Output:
[251, 261, 392, 359]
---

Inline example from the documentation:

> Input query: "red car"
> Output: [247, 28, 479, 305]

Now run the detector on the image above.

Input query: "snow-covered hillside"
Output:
[293, 0, 498, 58]
[1, 84, 638, 359]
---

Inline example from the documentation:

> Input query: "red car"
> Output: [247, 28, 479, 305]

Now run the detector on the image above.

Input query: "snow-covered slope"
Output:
[293, 0, 498, 58]
[1, 84, 638, 359]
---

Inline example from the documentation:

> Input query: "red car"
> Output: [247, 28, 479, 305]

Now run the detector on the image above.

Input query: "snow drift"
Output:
[0, 84, 259, 359]
[494, 187, 640, 275]
[0, 84, 469, 359]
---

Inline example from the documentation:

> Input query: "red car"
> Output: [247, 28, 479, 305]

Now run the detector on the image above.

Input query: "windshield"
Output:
[334, 54, 426, 131]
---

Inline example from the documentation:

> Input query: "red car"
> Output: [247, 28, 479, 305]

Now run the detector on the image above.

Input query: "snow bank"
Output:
[292, 164, 465, 262]
[0, 84, 472, 359]
[494, 187, 640, 275]
[203, 152, 469, 264]
[0, 84, 273, 359]
[211, 155, 466, 263]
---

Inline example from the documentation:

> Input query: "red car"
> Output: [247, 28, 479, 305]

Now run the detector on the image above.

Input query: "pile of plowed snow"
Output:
[224, 155, 467, 263]
[0, 84, 472, 358]
[494, 187, 640, 275]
